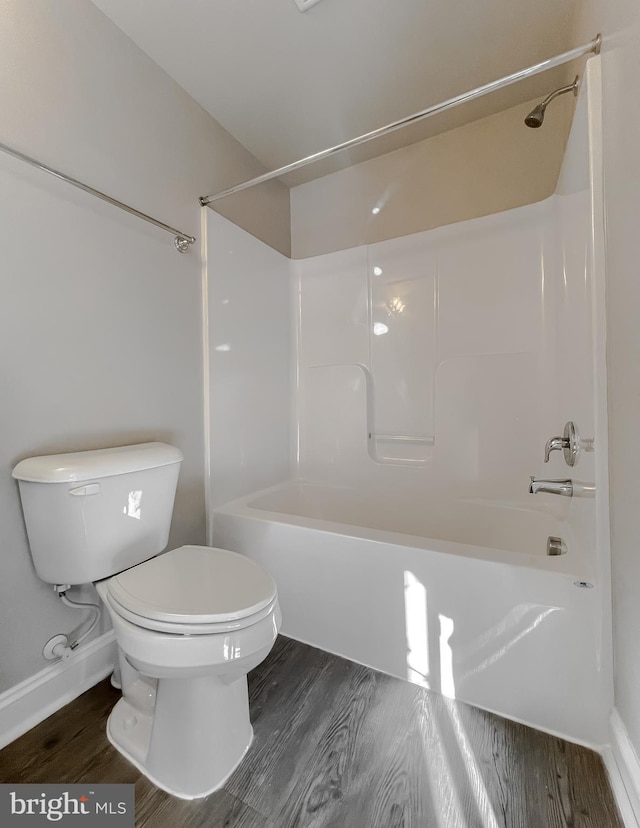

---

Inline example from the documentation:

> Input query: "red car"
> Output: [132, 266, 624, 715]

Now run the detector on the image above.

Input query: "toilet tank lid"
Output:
[12, 442, 184, 483]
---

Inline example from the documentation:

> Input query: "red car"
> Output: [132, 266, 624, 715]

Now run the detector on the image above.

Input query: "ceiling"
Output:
[91, 0, 583, 187]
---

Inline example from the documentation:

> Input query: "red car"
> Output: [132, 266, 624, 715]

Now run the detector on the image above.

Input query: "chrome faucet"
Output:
[544, 421, 579, 465]
[529, 477, 573, 497]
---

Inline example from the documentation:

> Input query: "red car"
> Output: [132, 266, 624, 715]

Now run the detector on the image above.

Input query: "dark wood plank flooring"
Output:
[0, 636, 623, 827]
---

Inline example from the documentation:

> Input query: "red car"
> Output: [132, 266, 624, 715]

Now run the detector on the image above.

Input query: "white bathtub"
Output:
[211, 482, 608, 746]
[246, 482, 584, 561]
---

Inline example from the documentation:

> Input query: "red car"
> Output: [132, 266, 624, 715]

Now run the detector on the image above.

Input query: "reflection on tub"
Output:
[212, 481, 607, 746]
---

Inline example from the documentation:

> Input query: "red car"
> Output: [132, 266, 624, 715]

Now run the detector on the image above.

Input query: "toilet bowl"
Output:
[12, 443, 281, 800]
[96, 544, 281, 799]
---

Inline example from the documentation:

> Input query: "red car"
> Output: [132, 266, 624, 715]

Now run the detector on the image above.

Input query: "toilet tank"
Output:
[12, 442, 183, 585]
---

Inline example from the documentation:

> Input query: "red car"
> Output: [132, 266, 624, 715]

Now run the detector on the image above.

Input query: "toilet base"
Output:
[107, 673, 254, 799]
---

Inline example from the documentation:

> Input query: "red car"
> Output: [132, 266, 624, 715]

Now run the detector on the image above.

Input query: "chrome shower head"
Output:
[524, 76, 579, 128]
[524, 103, 546, 129]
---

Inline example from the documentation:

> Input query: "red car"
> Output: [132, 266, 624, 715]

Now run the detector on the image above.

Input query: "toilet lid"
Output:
[106, 545, 277, 625]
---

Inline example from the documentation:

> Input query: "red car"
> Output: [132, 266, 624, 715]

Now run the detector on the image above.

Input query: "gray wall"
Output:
[573, 0, 640, 758]
[0, 0, 289, 694]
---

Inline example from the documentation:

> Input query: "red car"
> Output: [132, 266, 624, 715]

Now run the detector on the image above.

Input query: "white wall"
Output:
[572, 0, 640, 768]
[205, 211, 292, 525]
[295, 204, 576, 500]
[295, 207, 541, 496]
[0, 0, 288, 697]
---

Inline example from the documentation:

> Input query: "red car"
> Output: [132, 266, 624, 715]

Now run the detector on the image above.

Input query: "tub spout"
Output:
[529, 477, 573, 497]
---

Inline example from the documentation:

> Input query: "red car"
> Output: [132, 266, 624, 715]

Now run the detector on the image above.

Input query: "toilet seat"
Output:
[102, 545, 278, 635]
[103, 590, 279, 636]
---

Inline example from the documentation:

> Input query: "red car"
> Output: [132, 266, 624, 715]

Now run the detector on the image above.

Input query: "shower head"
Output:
[524, 102, 547, 129]
[524, 76, 579, 128]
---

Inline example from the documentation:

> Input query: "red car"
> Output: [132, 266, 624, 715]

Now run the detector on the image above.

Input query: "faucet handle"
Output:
[544, 421, 580, 467]
[544, 435, 568, 462]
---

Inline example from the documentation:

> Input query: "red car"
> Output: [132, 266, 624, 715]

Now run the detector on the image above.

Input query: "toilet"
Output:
[12, 442, 281, 799]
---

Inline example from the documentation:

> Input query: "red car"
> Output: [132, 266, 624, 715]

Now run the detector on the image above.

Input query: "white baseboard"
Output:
[603, 708, 640, 828]
[0, 630, 117, 750]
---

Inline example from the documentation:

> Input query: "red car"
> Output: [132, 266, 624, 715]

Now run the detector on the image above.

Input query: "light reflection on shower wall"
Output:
[295, 202, 549, 507]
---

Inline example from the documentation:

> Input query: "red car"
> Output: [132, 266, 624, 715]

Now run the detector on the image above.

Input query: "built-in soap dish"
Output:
[547, 536, 567, 556]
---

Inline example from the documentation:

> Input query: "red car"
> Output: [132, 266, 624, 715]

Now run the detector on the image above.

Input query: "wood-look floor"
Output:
[0, 636, 623, 827]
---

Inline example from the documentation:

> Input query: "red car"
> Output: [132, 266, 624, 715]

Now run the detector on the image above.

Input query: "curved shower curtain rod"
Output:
[199, 33, 601, 207]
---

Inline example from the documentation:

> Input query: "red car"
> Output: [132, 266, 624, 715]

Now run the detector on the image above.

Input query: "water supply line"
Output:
[43, 585, 102, 661]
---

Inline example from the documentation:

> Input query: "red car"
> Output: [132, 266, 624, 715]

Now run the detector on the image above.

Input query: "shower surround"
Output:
[208, 58, 610, 746]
